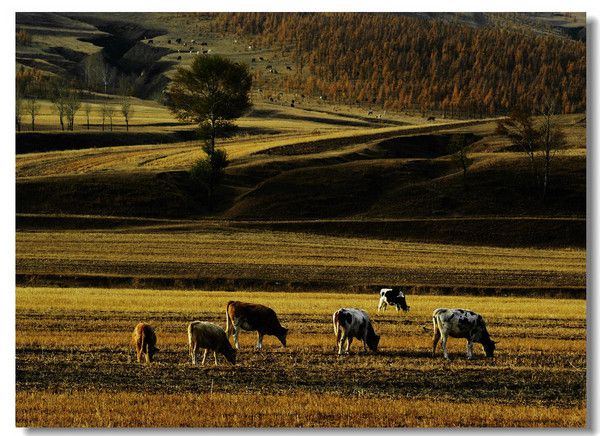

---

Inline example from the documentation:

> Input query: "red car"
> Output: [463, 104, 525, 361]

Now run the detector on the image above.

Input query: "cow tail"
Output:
[225, 301, 234, 338]
[187, 322, 193, 346]
[432, 312, 439, 336]
[140, 327, 147, 355]
[332, 310, 340, 336]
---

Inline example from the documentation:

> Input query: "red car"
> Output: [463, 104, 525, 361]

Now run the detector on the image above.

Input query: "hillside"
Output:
[16, 12, 585, 114]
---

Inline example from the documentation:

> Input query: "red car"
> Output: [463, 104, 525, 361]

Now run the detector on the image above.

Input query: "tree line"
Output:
[16, 66, 134, 132]
[213, 13, 585, 116]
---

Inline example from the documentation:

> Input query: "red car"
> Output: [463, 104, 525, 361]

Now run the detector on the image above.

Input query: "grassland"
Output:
[15, 287, 586, 427]
[15, 227, 585, 290]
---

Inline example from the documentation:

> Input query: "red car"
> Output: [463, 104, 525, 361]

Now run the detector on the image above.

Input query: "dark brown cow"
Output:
[225, 301, 288, 350]
[131, 322, 159, 363]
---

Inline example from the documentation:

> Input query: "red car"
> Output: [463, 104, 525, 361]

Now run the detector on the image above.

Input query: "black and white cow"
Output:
[432, 308, 496, 359]
[377, 288, 410, 312]
[333, 308, 380, 355]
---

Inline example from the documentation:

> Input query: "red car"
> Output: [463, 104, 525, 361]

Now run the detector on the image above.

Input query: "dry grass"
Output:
[17, 391, 585, 427]
[15, 287, 586, 427]
[16, 228, 585, 288]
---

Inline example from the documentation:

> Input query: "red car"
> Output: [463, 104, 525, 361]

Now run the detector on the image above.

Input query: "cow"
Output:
[377, 287, 410, 312]
[187, 321, 236, 366]
[131, 322, 159, 363]
[427, 116, 436, 121]
[332, 308, 380, 355]
[225, 301, 288, 350]
[432, 308, 496, 359]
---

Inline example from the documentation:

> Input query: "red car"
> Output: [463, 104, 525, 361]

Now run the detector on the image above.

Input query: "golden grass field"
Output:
[16, 226, 585, 289]
[15, 287, 586, 427]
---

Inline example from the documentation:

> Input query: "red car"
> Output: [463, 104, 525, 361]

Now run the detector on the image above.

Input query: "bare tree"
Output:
[16, 94, 23, 132]
[24, 98, 40, 131]
[51, 87, 67, 131]
[120, 97, 134, 131]
[496, 109, 539, 183]
[449, 134, 472, 185]
[103, 104, 115, 131]
[65, 92, 81, 131]
[83, 103, 92, 130]
[538, 104, 567, 199]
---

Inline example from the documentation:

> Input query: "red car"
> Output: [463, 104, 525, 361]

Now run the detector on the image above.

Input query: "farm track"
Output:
[15, 289, 586, 427]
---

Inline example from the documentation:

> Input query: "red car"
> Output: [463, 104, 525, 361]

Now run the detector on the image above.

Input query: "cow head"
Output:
[366, 332, 380, 352]
[482, 339, 496, 358]
[223, 348, 237, 365]
[398, 293, 410, 312]
[148, 346, 159, 362]
[276, 327, 288, 347]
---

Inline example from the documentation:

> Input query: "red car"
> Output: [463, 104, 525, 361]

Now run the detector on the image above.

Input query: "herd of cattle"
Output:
[131, 287, 497, 366]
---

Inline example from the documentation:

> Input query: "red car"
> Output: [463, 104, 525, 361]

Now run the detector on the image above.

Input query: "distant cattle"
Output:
[333, 308, 380, 355]
[427, 116, 436, 121]
[177, 55, 182, 60]
[286, 65, 292, 70]
[131, 322, 159, 363]
[432, 308, 496, 359]
[167, 39, 171, 44]
[378, 288, 410, 312]
[175, 38, 182, 44]
[226, 301, 288, 350]
[251, 58, 256, 62]
[188, 321, 236, 366]
[200, 42, 208, 46]
[259, 57, 264, 61]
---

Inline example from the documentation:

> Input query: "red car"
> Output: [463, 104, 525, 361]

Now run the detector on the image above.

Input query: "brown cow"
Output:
[131, 322, 159, 363]
[225, 301, 288, 350]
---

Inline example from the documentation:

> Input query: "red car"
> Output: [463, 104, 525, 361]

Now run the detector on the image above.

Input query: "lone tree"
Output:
[448, 134, 472, 186]
[166, 54, 252, 210]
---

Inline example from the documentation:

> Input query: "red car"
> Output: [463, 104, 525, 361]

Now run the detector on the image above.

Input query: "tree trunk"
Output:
[59, 114, 64, 131]
[125, 118, 129, 131]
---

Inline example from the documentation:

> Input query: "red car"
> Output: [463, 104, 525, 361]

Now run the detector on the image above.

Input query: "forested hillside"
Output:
[213, 13, 586, 116]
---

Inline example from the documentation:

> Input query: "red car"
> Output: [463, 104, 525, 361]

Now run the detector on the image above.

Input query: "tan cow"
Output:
[131, 322, 159, 363]
[188, 321, 236, 366]
[225, 301, 288, 350]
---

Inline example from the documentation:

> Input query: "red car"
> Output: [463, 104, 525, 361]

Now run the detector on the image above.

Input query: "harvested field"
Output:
[15, 228, 586, 289]
[15, 288, 586, 427]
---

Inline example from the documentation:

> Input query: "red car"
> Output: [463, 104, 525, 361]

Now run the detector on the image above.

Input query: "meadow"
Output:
[15, 287, 586, 427]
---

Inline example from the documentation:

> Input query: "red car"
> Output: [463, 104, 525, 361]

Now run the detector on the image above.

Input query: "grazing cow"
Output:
[175, 38, 182, 44]
[377, 288, 410, 312]
[225, 301, 288, 350]
[188, 321, 236, 366]
[427, 116, 436, 121]
[286, 65, 292, 70]
[200, 42, 207, 46]
[432, 308, 496, 359]
[131, 322, 159, 363]
[177, 56, 182, 60]
[333, 308, 380, 355]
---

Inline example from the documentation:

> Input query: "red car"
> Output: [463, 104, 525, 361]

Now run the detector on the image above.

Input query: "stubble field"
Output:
[15, 287, 586, 427]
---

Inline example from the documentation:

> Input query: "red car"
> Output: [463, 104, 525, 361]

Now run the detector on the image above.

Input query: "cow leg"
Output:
[338, 332, 347, 355]
[441, 335, 449, 359]
[377, 297, 386, 312]
[256, 332, 264, 350]
[190, 342, 197, 365]
[346, 336, 353, 354]
[213, 351, 218, 366]
[136, 348, 143, 363]
[201, 349, 208, 366]
[432, 329, 441, 356]
[233, 323, 240, 350]
[466, 340, 474, 359]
